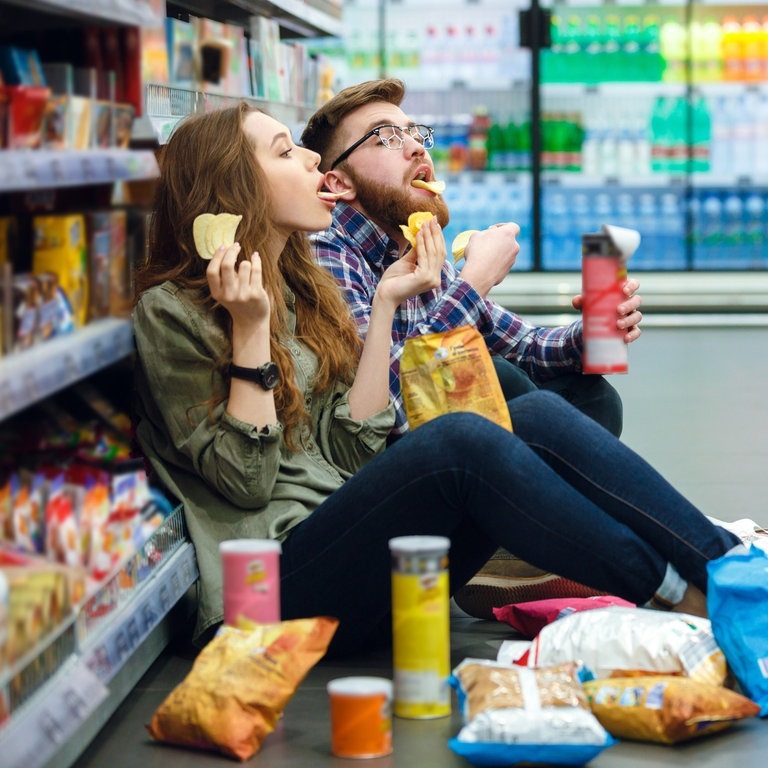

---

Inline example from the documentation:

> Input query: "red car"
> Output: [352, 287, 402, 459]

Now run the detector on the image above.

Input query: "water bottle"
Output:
[659, 191, 685, 268]
[637, 191, 660, 268]
[743, 192, 765, 267]
[542, 190, 572, 269]
[699, 193, 724, 268]
[722, 192, 746, 267]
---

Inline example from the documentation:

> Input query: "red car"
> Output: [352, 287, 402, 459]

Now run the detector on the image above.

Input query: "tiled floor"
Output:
[75, 325, 768, 768]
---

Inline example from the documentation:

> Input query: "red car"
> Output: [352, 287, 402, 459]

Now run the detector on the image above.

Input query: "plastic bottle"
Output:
[648, 96, 670, 172]
[580, 118, 601, 176]
[640, 14, 664, 81]
[486, 121, 507, 171]
[722, 192, 745, 266]
[721, 17, 744, 81]
[622, 14, 642, 82]
[582, 14, 603, 84]
[709, 94, 733, 176]
[603, 14, 622, 80]
[660, 20, 687, 83]
[542, 190, 570, 268]
[743, 192, 765, 266]
[742, 16, 763, 82]
[659, 191, 685, 268]
[467, 106, 491, 171]
[562, 16, 584, 83]
[699, 18, 724, 82]
[637, 192, 660, 268]
[667, 97, 688, 175]
[691, 96, 711, 173]
[699, 193, 724, 268]
[543, 13, 564, 83]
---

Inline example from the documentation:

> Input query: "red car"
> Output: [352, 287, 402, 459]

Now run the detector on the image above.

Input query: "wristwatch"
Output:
[229, 361, 280, 390]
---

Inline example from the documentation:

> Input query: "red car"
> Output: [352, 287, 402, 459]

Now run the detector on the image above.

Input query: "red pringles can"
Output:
[581, 224, 640, 375]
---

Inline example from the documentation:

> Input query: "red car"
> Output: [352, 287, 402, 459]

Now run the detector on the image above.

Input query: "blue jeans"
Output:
[492, 355, 624, 437]
[280, 391, 738, 657]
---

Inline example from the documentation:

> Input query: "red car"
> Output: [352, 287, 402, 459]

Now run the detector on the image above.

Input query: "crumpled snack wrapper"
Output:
[517, 606, 727, 686]
[146, 617, 338, 761]
[584, 675, 760, 744]
[401, 325, 512, 432]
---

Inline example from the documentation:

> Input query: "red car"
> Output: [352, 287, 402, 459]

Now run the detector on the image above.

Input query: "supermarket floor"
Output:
[77, 324, 768, 768]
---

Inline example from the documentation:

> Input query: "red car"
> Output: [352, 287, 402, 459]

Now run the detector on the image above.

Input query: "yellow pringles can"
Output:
[388, 535, 451, 719]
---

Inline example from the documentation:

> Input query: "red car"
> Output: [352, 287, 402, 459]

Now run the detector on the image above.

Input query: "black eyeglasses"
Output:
[329, 124, 435, 170]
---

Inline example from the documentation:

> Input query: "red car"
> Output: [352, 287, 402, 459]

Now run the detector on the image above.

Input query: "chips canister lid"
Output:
[327, 676, 393, 697]
[388, 535, 450, 556]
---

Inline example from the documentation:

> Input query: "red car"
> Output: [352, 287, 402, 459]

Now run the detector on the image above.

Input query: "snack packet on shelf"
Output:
[147, 617, 338, 760]
[583, 674, 760, 744]
[499, 606, 727, 687]
[401, 325, 512, 432]
[449, 658, 616, 767]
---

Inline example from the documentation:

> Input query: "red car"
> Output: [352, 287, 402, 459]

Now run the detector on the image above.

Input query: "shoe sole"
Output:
[453, 574, 608, 620]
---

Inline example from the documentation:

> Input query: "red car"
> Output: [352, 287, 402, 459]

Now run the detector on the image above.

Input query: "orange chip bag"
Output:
[584, 675, 761, 744]
[147, 617, 338, 761]
[400, 325, 512, 432]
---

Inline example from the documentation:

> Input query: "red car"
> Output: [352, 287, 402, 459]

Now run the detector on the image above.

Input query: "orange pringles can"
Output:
[388, 535, 451, 719]
[327, 677, 393, 758]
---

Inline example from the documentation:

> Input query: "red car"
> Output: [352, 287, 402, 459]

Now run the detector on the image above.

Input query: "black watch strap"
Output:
[229, 362, 280, 390]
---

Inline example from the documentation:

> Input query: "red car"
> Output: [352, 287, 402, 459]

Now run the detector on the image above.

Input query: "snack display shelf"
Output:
[237, 0, 343, 37]
[0, 0, 164, 27]
[0, 149, 160, 194]
[0, 506, 198, 768]
[139, 83, 313, 143]
[0, 317, 134, 421]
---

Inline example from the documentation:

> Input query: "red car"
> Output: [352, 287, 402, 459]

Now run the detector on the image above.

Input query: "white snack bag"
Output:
[500, 606, 726, 686]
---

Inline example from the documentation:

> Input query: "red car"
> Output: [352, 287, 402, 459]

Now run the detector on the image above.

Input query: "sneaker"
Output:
[453, 548, 607, 620]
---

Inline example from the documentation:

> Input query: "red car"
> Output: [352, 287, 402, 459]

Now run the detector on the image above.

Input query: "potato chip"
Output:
[192, 212, 243, 259]
[451, 229, 479, 261]
[411, 179, 446, 195]
[193, 213, 216, 259]
[399, 211, 434, 249]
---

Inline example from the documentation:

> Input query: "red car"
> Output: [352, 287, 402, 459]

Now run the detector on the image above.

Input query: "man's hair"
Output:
[301, 78, 406, 171]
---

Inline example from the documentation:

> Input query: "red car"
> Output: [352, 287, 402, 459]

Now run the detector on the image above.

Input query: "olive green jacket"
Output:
[132, 281, 396, 641]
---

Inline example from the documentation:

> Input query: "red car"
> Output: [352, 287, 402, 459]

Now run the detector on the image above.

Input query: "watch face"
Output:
[261, 362, 280, 389]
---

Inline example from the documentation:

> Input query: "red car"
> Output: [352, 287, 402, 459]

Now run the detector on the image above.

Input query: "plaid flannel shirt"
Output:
[310, 202, 584, 436]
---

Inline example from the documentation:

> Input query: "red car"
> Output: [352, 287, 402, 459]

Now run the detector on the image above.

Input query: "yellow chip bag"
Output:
[400, 325, 512, 432]
[147, 617, 338, 761]
[399, 211, 434, 249]
[584, 675, 761, 744]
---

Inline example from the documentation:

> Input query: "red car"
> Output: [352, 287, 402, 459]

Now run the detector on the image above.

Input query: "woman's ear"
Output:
[323, 169, 354, 199]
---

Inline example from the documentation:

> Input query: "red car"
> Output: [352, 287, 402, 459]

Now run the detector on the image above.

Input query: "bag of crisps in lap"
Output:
[400, 325, 512, 432]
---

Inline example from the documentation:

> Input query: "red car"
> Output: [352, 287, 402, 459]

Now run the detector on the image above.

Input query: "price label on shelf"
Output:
[0, 657, 108, 768]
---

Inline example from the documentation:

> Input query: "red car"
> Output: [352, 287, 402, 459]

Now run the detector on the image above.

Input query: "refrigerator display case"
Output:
[323, 0, 768, 272]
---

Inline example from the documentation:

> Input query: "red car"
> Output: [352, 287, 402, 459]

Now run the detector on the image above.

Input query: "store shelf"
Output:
[0, 150, 159, 194]
[0, 0, 164, 27]
[228, 0, 342, 36]
[138, 83, 312, 143]
[0, 318, 134, 420]
[0, 508, 198, 768]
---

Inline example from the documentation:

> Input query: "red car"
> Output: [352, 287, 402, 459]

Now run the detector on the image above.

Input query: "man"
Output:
[301, 78, 644, 616]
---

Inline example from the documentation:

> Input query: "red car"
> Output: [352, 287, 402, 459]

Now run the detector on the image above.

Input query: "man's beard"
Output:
[349, 170, 450, 232]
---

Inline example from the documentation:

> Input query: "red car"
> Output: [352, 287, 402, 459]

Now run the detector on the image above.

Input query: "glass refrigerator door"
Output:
[689, 1, 768, 270]
[539, 0, 689, 271]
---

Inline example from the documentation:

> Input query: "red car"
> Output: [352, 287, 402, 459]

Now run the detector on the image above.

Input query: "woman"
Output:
[133, 103, 739, 657]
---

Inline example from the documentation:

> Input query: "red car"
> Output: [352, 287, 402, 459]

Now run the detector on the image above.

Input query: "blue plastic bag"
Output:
[707, 545, 768, 716]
